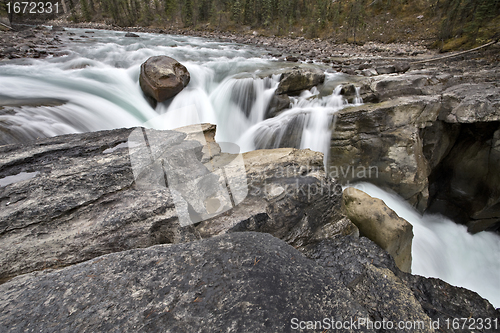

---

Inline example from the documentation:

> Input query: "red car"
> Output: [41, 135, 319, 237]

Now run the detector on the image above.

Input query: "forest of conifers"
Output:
[2, 0, 500, 49]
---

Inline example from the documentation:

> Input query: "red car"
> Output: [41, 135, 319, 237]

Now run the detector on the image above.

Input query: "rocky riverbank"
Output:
[2, 21, 434, 63]
[3, 21, 499, 74]
[0, 126, 498, 331]
[0, 24, 68, 60]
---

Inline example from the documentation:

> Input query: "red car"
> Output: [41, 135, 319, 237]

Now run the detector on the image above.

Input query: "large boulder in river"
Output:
[276, 67, 325, 95]
[139, 56, 190, 103]
[342, 187, 413, 273]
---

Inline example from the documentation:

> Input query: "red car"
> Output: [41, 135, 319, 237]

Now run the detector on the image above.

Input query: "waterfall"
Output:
[2, 28, 498, 310]
[347, 182, 500, 308]
[237, 85, 346, 164]
[1, 28, 345, 156]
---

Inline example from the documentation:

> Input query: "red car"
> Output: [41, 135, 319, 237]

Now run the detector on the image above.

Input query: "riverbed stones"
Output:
[342, 187, 413, 273]
[139, 56, 191, 103]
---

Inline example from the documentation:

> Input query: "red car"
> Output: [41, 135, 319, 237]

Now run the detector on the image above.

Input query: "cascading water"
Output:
[237, 82, 349, 163]
[1, 28, 499, 309]
[0, 28, 343, 157]
[347, 182, 500, 308]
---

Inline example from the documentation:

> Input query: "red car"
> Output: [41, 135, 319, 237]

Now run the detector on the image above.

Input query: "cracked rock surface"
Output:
[0, 128, 498, 332]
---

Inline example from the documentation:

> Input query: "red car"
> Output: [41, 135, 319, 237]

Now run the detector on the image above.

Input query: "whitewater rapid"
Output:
[0, 28, 344, 158]
[348, 182, 500, 308]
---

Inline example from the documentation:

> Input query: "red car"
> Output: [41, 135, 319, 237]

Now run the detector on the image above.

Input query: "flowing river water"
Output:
[0, 28, 499, 308]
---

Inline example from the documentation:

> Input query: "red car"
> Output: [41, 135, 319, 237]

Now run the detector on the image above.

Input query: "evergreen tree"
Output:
[232, 0, 241, 24]
[164, 0, 177, 19]
[184, 0, 194, 26]
[81, 0, 92, 21]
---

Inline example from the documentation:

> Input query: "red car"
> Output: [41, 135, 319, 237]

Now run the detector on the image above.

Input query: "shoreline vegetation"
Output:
[1, 0, 500, 53]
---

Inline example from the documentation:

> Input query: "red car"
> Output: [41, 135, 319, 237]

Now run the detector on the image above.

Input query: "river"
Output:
[0, 27, 498, 308]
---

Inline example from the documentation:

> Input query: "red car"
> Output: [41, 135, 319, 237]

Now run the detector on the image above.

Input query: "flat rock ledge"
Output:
[0, 127, 498, 332]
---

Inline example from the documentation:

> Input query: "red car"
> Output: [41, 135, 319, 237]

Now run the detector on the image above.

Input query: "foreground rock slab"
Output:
[0, 232, 370, 333]
[2, 231, 498, 333]
[0, 127, 351, 282]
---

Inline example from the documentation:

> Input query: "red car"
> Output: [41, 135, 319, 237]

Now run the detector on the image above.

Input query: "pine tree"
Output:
[81, 0, 92, 21]
[184, 0, 194, 26]
[232, 0, 241, 24]
[164, 0, 177, 19]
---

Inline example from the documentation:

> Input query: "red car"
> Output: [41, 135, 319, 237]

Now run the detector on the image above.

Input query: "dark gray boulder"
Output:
[376, 65, 396, 75]
[303, 234, 500, 332]
[2, 231, 497, 333]
[125, 32, 140, 37]
[0, 232, 370, 333]
[139, 56, 191, 103]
